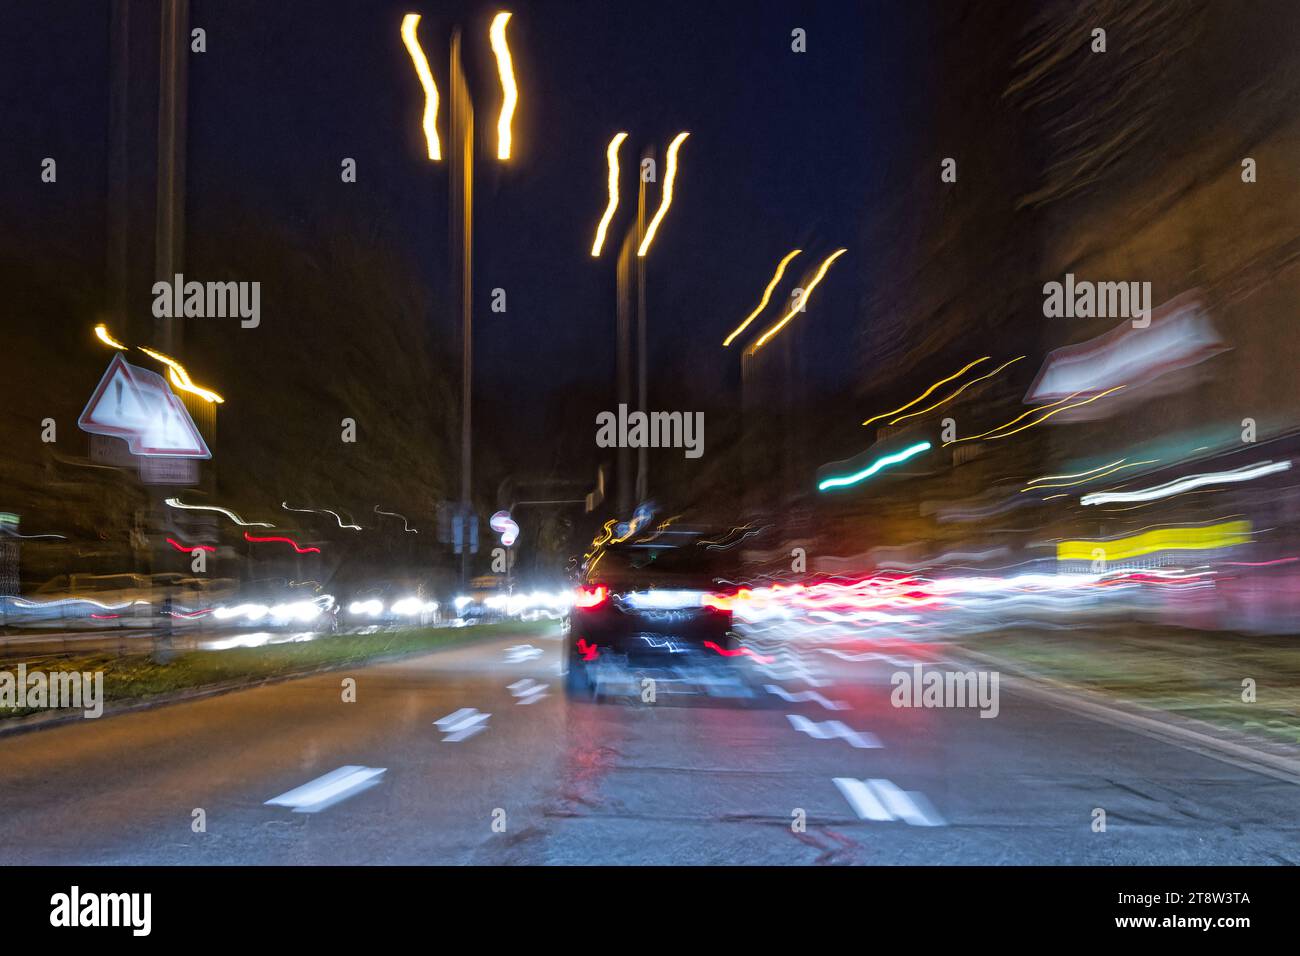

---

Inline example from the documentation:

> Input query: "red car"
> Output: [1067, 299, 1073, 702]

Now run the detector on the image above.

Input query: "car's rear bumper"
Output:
[568, 605, 734, 663]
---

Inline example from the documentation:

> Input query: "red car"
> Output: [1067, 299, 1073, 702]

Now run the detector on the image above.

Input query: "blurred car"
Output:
[564, 531, 739, 696]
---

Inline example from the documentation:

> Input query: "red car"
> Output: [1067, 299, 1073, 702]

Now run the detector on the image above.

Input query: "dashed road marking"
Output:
[787, 714, 881, 749]
[764, 684, 847, 711]
[508, 678, 549, 704]
[435, 707, 491, 741]
[265, 766, 386, 813]
[833, 777, 944, 826]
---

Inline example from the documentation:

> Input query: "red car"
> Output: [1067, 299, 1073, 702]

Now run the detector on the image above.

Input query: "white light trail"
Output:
[1080, 460, 1291, 506]
[165, 498, 274, 528]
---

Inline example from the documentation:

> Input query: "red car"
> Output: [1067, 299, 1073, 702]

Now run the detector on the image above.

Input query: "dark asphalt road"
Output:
[0, 623, 1294, 864]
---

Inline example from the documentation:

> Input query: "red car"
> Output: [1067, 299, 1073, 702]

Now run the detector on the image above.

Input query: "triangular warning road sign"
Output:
[79, 354, 211, 459]
[78, 354, 149, 437]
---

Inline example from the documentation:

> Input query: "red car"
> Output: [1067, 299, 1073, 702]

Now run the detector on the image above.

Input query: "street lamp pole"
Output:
[635, 164, 648, 505]
[449, 29, 474, 589]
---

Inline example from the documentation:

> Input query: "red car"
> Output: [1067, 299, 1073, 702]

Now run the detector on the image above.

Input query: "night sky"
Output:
[2, 0, 921, 417]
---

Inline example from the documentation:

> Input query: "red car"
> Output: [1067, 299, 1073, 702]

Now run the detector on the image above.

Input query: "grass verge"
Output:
[0, 619, 556, 721]
[961, 624, 1300, 749]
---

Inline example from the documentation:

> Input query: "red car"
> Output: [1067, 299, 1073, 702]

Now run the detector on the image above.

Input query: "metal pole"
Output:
[154, 0, 188, 356]
[450, 31, 474, 588]
[615, 219, 634, 515]
[634, 162, 648, 504]
[107, 0, 130, 331]
[741, 348, 751, 516]
[152, 0, 188, 607]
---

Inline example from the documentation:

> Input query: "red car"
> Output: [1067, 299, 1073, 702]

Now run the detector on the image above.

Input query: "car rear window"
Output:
[587, 543, 737, 589]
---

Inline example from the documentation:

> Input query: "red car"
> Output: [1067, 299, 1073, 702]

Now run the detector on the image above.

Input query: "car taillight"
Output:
[574, 585, 609, 609]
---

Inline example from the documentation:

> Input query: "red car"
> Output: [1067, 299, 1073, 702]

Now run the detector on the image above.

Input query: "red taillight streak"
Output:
[243, 532, 321, 554]
[167, 537, 215, 553]
[576, 638, 600, 661]
[703, 640, 772, 664]
[574, 585, 609, 608]
[170, 607, 214, 619]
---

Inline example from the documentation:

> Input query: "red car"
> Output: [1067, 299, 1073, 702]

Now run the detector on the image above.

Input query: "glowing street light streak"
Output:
[636, 132, 689, 257]
[137, 346, 225, 404]
[1080, 460, 1292, 506]
[282, 502, 362, 530]
[591, 132, 629, 256]
[945, 386, 1125, 446]
[1026, 458, 1127, 485]
[945, 392, 1078, 445]
[1021, 458, 1159, 492]
[244, 532, 322, 555]
[984, 387, 1127, 440]
[586, 519, 616, 551]
[1099, 487, 1223, 512]
[862, 357, 989, 427]
[94, 324, 128, 351]
[818, 441, 931, 492]
[889, 356, 1025, 425]
[489, 12, 517, 160]
[401, 14, 441, 161]
[723, 249, 802, 347]
[165, 497, 275, 528]
[374, 505, 419, 532]
[749, 248, 848, 353]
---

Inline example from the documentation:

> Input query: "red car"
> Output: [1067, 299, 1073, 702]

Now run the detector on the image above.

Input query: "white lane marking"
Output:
[833, 777, 945, 826]
[507, 678, 549, 704]
[787, 714, 881, 749]
[436, 706, 477, 727]
[265, 766, 386, 813]
[505, 644, 544, 662]
[832, 777, 892, 821]
[867, 778, 945, 826]
[764, 684, 846, 711]
[434, 707, 491, 741]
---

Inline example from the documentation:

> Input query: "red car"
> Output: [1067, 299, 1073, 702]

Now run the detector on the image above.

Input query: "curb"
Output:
[955, 646, 1300, 786]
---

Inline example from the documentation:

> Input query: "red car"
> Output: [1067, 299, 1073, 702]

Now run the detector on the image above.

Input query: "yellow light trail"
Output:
[401, 14, 441, 161]
[723, 249, 802, 347]
[748, 248, 847, 353]
[489, 12, 517, 160]
[1021, 458, 1159, 492]
[94, 324, 128, 350]
[138, 346, 225, 404]
[945, 386, 1125, 446]
[889, 356, 1025, 425]
[1056, 520, 1251, 562]
[862, 357, 990, 427]
[585, 519, 617, 559]
[591, 132, 628, 256]
[1026, 458, 1127, 485]
[637, 132, 689, 257]
[982, 386, 1125, 441]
